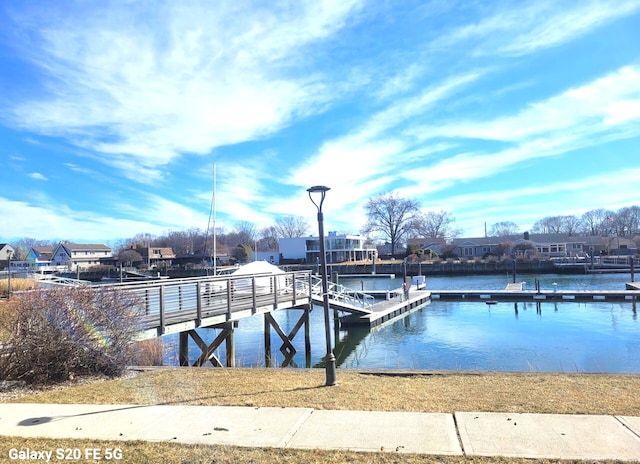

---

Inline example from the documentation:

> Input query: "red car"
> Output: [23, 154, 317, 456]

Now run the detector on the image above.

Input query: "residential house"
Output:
[279, 232, 377, 264]
[406, 238, 447, 256]
[51, 242, 113, 270]
[376, 242, 406, 259]
[137, 246, 176, 269]
[451, 233, 633, 259]
[605, 236, 638, 255]
[0, 243, 15, 261]
[25, 246, 55, 271]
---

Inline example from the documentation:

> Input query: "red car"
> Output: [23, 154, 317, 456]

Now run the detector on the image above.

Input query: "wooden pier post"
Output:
[179, 332, 189, 366]
[225, 328, 235, 367]
[264, 315, 272, 367]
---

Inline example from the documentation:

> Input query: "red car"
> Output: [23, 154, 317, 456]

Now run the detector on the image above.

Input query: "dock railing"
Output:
[106, 271, 312, 336]
[30, 273, 92, 286]
[309, 274, 375, 310]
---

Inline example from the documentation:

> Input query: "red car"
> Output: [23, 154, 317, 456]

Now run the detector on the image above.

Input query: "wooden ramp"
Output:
[309, 275, 375, 316]
[311, 294, 373, 315]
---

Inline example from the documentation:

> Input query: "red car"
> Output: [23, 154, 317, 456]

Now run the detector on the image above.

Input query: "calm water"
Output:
[163, 273, 640, 373]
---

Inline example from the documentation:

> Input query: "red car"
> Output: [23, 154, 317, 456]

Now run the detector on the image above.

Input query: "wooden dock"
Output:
[340, 291, 431, 327]
[505, 282, 524, 291]
[431, 289, 639, 302]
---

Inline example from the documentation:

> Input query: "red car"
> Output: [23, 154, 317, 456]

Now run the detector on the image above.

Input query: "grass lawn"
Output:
[2, 368, 639, 463]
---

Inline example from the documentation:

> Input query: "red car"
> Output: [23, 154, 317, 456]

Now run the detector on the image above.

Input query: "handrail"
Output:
[127, 270, 313, 334]
[309, 275, 374, 309]
[30, 274, 92, 286]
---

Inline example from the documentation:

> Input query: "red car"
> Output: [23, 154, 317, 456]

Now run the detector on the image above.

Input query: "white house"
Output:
[0, 243, 15, 262]
[279, 232, 376, 264]
[51, 242, 113, 270]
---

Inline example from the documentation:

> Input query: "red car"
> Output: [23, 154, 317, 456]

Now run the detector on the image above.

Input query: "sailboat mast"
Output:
[213, 162, 217, 275]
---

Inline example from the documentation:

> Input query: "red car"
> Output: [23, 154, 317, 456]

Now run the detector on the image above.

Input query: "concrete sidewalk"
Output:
[2, 403, 640, 460]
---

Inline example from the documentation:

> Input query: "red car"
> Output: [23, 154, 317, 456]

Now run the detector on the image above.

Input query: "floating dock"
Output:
[340, 290, 431, 328]
[340, 273, 396, 279]
[431, 289, 639, 302]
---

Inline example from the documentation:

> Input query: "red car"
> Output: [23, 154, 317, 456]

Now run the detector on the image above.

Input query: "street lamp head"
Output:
[307, 185, 330, 212]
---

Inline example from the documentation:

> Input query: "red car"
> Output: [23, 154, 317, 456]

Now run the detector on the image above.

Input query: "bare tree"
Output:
[533, 215, 582, 235]
[258, 226, 279, 251]
[272, 216, 309, 238]
[488, 221, 519, 237]
[362, 193, 420, 258]
[533, 216, 563, 234]
[615, 206, 640, 236]
[235, 221, 258, 243]
[581, 209, 613, 236]
[413, 210, 457, 239]
[563, 215, 583, 236]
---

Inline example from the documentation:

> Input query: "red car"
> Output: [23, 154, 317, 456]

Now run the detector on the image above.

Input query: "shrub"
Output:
[0, 286, 143, 385]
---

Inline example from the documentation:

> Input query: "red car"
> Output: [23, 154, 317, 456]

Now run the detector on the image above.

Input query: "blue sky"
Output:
[1, 1, 639, 244]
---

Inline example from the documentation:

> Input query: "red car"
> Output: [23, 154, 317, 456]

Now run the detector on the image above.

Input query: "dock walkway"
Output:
[505, 282, 523, 291]
[341, 290, 431, 327]
[431, 289, 639, 302]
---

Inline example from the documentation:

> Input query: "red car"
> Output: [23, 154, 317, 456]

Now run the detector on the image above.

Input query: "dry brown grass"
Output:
[129, 339, 165, 366]
[3, 368, 639, 463]
[0, 436, 566, 464]
[0, 277, 39, 296]
[7, 368, 640, 415]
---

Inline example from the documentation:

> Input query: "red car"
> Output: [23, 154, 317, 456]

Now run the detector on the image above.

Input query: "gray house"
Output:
[451, 233, 627, 259]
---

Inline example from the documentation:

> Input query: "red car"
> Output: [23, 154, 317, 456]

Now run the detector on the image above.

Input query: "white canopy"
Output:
[231, 260, 284, 276]
[231, 261, 286, 293]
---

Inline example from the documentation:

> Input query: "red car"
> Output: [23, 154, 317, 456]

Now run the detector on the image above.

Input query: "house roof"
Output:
[142, 247, 176, 257]
[32, 246, 54, 254]
[60, 243, 111, 251]
[30, 246, 54, 260]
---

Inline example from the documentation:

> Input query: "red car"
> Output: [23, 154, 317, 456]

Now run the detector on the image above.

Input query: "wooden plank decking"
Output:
[340, 291, 432, 328]
[431, 289, 639, 302]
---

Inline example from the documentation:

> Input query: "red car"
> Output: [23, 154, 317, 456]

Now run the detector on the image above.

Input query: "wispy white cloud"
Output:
[5, 0, 366, 180]
[400, 65, 640, 190]
[432, 1, 640, 57]
[27, 172, 47, 181]
[0, 196, 169, 241]
[449, 168, 640, 236]
[286, 72, 482, 189]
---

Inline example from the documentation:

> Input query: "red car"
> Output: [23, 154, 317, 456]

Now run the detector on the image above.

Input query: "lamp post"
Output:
[307, 185, 337, 386]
